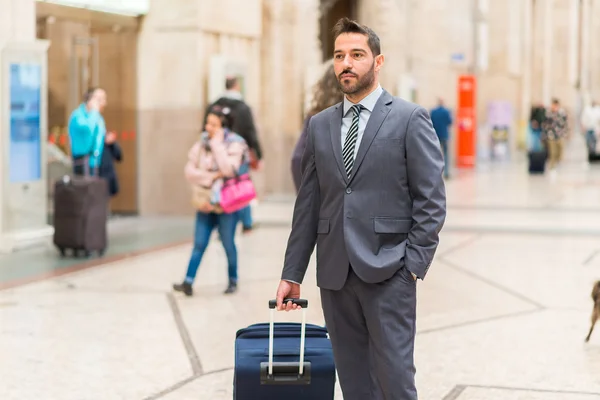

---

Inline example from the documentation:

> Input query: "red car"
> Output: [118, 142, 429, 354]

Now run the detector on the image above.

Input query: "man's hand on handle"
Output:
[275, 280, 301, 311]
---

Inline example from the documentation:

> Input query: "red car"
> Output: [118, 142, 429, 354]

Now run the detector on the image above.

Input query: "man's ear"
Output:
[375, 54, 385, 72]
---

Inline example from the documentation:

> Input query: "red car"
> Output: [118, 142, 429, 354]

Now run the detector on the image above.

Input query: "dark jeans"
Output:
[185, 211, 239, 284]
[586, 130, 597, 154]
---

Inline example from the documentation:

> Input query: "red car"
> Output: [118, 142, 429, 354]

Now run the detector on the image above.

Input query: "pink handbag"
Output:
[219, 173, 257, 214]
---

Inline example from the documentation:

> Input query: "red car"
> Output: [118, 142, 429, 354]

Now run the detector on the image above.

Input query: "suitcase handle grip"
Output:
[268, 298, 308, 309]
[260, 361, 311, 385]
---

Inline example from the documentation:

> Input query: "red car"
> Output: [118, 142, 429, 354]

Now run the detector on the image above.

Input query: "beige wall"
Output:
[136, 0, 600, 215]
[137, 0, 314, 215]
[137, 0, 206, 215]
[373, 0, 599, 149]
[260, 0, 321, 196]
[593, 1, 600, 100]
[0, 0, 36, 43]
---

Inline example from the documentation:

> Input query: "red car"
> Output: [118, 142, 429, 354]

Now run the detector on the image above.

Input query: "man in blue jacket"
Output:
[68, 87, 107, 175]
[430, 98, 452, 178]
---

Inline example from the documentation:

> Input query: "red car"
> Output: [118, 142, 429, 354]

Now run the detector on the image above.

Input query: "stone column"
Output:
[541, 0, 553, 105]
[567, 0, 580, 88]
[591, 0, 600, 99]
[580, 0, 591, 97]
[0, 0, 36, 42]
[260, 0, 319, 196]
[520, 0, 533, 147]
[137, 0, 204, 215]
[0, 0, 52, 253]
[261, 0, 286, 193]
[377, 0, 406, 95]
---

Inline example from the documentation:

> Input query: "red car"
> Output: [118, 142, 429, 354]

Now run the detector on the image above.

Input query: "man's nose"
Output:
[342, 55, 353, 68]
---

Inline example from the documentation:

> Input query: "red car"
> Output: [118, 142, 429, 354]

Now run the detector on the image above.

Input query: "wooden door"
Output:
[95, 31, 138, 214]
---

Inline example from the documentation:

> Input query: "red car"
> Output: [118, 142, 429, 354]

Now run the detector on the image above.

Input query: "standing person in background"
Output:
[530, 101, 546, 133]
[543, 98, 569, 172]
[68, 87, 107, 175]
[581, 100, 600, 155]
[291, 62, 344, 192]
[205, 77, 262, 233]
[529, 101, 547, 151]
[430, 98, 452, 179]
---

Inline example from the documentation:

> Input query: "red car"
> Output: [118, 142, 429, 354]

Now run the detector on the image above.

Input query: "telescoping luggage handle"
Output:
[66, 155, 99, 184]
[261, 298, 310, 385]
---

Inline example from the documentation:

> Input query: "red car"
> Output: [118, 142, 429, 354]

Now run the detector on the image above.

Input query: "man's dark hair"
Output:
[225, 77, 238, 90]
[332, 17, 381, 57]
[83, 87, 99, 103]
[551, 98, 560, 105]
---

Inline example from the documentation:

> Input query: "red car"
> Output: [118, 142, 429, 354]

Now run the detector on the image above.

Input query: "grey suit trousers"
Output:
[320, 265, 417, 400]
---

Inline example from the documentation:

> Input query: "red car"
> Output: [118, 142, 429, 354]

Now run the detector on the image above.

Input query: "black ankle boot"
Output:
[224, 279, 237, 294]
[173, 281, 193, 296]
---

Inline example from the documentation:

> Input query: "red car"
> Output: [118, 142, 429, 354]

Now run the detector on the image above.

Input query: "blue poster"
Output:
[9, 63, 42, 183]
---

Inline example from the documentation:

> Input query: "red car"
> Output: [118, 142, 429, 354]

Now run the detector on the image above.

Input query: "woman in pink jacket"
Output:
[173, 106, 249, 296]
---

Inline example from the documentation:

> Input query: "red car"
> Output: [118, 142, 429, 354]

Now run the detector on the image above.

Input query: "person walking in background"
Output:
[530, 101, 546, 134]
[430, 98, 452, 179]
[68, 87, 107, 175]
[581, 100, 600, 155]
[291, 61, 344, 192]
[529, 101, 546, 151]
[275, 18, 446, 400]
[173, 106, 250, 296]
[543, 98, 569, 172]
[206, 77, 262, 233]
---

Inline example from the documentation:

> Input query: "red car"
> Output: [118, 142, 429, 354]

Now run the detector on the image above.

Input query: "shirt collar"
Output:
[343, 84, 383, 116]
[222, 90, 243, 101]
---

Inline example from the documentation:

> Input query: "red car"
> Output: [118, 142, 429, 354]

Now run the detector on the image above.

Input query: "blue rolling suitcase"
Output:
[233, 299, 336, 399]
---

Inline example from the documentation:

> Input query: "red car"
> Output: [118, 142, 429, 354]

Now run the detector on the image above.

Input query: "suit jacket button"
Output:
[346, 187, 352, 194]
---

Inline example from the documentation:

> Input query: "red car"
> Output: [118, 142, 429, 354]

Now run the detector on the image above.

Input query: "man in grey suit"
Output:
[275, 17, 446, 399]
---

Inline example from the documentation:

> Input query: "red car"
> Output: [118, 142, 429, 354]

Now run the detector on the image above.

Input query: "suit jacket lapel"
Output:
[329, 103, 348, 184]
[348, 91, 393, 184]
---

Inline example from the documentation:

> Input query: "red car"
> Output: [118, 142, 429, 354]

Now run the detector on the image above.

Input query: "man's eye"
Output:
[354, 53, 363, 59]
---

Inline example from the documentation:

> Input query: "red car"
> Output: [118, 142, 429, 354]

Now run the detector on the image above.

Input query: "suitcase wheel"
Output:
[72, 249, 90, 258]
[98, 249, 106, 258]
[58, 247, 66, 257]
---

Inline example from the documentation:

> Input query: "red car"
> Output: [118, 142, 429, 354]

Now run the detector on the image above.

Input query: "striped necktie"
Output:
[342, 104, 363, 177]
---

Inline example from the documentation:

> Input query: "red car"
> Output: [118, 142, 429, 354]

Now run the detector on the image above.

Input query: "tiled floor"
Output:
[2, 136, 600, 399]
[0, 215, 194, 287]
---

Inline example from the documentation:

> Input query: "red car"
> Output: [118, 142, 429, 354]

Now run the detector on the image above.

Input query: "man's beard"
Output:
[337, 62, 376, 96]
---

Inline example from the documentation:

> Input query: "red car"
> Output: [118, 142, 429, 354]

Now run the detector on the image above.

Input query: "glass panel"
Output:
[9, 63, 42, 183]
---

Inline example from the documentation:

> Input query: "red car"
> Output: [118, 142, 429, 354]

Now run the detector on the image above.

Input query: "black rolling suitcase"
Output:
[588, 152, 600, 163]
[53, 160, 109, 258]
[528, 150, 547, 174]
[234, 299, 336, 399]
[527, 127, 547, 174]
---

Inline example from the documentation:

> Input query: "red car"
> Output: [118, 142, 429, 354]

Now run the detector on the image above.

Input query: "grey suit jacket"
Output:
[282, 90, 446, 291]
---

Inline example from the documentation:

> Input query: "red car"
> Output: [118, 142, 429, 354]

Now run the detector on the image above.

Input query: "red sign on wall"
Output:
[456, 75, 476, 168]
